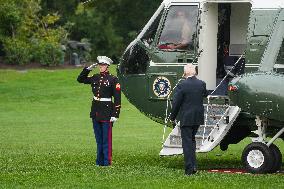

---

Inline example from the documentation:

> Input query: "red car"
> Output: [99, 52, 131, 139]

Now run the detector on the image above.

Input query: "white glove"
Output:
[110, 117, 118, 122]
[87, 63, 97, 70]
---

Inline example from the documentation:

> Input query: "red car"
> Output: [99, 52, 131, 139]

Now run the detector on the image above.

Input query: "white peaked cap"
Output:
[97, 56, 113, 65]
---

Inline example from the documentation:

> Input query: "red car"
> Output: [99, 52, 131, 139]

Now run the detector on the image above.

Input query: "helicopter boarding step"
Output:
[160, 96, 241, 156]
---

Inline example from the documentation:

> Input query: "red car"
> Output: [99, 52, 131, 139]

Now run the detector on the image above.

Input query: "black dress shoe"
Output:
[185, 173, 193, 176]
[185, 169, 197, 176]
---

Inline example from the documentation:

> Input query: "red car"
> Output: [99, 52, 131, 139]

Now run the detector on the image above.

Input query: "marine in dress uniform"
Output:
[77, 56, 121, 166]
[170, 64, 208, 176]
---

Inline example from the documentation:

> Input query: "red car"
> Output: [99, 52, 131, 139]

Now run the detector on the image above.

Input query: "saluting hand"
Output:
[87, 63, 97, 70]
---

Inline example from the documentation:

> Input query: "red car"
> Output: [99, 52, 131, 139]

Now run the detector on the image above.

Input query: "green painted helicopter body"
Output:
[118, 0, 284, 126]
[117, 0, 284, 173]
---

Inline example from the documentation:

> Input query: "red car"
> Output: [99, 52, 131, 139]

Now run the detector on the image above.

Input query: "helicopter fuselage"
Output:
[118, 0, 284, 125]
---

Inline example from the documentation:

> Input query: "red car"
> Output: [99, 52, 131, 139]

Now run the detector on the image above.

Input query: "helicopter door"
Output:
[150, 4, 199, 65]
[198, 2, 250, 91]
[197, 3, 218, 90]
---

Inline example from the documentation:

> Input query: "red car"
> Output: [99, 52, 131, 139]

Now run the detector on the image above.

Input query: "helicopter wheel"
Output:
[268, 144, 282, 173]
[242, 142, 274, 174]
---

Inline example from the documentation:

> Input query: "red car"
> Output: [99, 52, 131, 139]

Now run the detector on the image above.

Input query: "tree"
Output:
[0, 0, 67, 65]
[0, 0, 22, 38]
[0, 0, 162, 64]
[69, 2, 123, 60]
[40, 0, 161, 59]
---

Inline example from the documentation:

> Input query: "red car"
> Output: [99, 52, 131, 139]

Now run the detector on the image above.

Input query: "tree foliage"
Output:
[0, 0, 162, 64]
[40, 0, 161, 60]
[0, 0, 22, 38]
[0, 0, 67, 65]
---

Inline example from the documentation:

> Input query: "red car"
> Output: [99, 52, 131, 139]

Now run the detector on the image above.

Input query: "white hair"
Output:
[184, 63, 196, 76]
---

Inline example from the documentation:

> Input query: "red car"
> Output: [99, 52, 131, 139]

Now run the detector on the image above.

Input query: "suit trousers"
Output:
[180, 125, 199, 174]
[92, 119, 112, 166]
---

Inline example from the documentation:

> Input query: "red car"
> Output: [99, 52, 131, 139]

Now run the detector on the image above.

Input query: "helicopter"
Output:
[117, 0, 284, 174]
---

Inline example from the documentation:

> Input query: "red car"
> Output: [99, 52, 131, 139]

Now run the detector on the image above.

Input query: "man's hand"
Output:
[87, 63, 97, 70]
[168, 119, 177, 128]
[110, 117, 118, 122]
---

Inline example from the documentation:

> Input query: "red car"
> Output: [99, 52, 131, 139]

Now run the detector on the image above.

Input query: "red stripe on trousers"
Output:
[108, 122, 112, 165]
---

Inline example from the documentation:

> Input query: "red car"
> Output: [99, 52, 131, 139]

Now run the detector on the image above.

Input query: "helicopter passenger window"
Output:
[158, 5, 198, 51]
[276, 40, 284, 65]
[274, 39, 284, 73]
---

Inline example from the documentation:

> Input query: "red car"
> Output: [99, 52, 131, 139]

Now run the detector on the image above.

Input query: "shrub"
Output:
[3, 38, 32, 65]
[32, 40, 64, 66]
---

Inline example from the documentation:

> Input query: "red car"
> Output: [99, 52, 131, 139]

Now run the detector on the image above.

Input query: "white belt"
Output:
[93, 96, 112, 102]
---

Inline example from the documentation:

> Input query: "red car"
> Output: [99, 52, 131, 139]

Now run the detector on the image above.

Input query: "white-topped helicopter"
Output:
[117, 0, 284, 173]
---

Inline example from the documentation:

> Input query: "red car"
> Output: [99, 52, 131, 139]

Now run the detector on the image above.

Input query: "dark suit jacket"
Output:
[170, 76, 208, 127]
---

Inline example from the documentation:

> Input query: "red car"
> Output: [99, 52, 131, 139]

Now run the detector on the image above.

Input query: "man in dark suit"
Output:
[170, 63, 208, 176]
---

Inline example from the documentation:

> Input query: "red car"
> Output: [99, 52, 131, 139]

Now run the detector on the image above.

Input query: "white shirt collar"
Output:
[186, 75, 195, 79]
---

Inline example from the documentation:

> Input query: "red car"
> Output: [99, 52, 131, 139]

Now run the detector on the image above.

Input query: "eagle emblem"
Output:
[153, 77, 171, 98]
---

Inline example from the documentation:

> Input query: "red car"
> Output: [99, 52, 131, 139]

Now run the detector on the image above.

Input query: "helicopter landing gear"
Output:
[242, 116, 284, 173]
[242, 142, 273, 173]
[242, 142, 283, 174]
[268, 144, 282, 173]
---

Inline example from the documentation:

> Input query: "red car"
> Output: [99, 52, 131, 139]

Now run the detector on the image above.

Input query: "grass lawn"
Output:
[0, 66, 284, 188]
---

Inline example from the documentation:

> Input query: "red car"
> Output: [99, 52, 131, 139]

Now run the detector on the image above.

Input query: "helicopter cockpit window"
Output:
[141, 10, 163, 46]
[158, 5, 198, 51]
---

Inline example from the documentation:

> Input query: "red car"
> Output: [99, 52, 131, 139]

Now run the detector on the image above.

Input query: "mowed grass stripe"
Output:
[0, 67, 284, 188]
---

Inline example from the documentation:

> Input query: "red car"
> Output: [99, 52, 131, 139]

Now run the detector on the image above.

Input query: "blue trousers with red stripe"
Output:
[92, 119, 112, 166]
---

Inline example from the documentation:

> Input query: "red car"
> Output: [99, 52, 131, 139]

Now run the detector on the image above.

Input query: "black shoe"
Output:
[185, 173, 193, 176]
[185, 171, 196, 176]
[185, 172, 197, 176]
